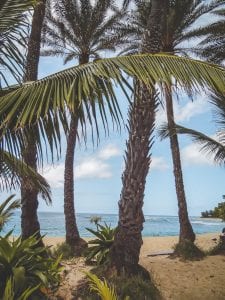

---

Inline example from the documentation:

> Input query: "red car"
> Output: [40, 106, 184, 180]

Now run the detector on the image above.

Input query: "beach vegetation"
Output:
[75, 270, 160, 300]
[173, 239, 205, 260]
[85, 222, 116, 265]
[52, 241, 74, 260]
[201, 200, 225, 221]
[0, 232, 62, 299]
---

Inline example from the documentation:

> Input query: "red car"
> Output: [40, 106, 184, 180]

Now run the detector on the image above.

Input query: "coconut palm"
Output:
[41, 0, 129, 252]
[0, 0, 53, 241]
[109, 0, 168, 275]
[20, 0, 47, 241]
[120, 0, 225, 247]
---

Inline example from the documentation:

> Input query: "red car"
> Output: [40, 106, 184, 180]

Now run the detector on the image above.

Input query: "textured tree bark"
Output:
[63, 54, 88, 253]
[64, 116, 87, 253]
[21, 0, 46, 241]
[110, 0, 167, 275]
[165, 85, 195, 243]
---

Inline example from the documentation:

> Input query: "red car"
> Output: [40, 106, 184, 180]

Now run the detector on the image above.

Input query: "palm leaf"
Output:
[159, 123, 225, 166]
[0, 0, 36, 86]
[2, 54, 225, 129]
[0, 151, 51, 203]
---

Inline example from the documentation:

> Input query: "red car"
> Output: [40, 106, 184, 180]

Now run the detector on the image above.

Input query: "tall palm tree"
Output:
[109, 0, 168, 275]
[20, 0, 47, 241]
[161, 0, 225, 244]
[41, 0, 129, 253]
[120, 0, 224, 246]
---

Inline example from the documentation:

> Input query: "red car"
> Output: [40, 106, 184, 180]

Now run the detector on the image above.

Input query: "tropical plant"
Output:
[109, 0, 167, 275]
[0, 0, 35, 87]
[41, 0, 129, 252]
[0, 195, 20, 232]
[0, 231, 62, 299]
[86, 272, 120, 300]
[122, 0, 225, 248]
[2, 277, 39, 300]
[20, 0, 48, 242]
[85, 222, 116, 264]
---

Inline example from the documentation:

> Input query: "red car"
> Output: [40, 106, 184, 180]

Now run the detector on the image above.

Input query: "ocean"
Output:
[3, 212, 225, 237]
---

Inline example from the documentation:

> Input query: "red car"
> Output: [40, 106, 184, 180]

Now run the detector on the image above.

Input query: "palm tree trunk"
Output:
[21, 0, 46, 241]
[110, 0, 167, 275]
[165, 85, 195, 243]
[63, 55, 88, 253]
[64, 116, 87, 253]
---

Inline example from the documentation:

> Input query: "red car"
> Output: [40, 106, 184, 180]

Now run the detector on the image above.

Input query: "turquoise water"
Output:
[3, 212, 225, 237]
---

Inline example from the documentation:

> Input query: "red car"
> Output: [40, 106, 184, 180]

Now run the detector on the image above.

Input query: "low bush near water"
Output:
[0, 232, 62, 299]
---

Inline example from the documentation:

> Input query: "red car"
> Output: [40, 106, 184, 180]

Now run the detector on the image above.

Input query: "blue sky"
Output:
[29, 55, 224, 217]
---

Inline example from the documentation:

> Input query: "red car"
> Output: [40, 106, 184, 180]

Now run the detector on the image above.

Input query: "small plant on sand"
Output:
[84, 222, 116, 264]
[173, 239, 205, 260]
[74, 270, 160, 300]
[52, 241, 74, 259]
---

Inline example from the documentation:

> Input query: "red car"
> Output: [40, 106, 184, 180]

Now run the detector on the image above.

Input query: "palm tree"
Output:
[0, 0, 52, 227]
[109, 0, 168, 275]
[120, 0, 224, 246]
[41, 0, 129, 253]
[20, 0, 47, 241]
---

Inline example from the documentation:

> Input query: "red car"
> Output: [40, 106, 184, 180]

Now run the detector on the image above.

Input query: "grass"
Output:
[172, 239, 205, 260]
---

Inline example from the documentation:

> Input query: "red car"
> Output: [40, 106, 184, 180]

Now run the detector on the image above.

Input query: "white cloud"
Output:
[151, 156, 169, 170]
[75, 158, 112, 179]
[42, 144, 121, 187]
[181, 143, 214, 166]
[156, 96, 209, 126]
[98, 144, 121, 160]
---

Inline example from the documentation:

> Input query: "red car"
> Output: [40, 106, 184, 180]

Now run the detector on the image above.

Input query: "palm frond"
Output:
[159, 123, 225, 166]
[1, 54, 225, 129]
[0, 151, 51, 203]
[0, 0, 35, 86]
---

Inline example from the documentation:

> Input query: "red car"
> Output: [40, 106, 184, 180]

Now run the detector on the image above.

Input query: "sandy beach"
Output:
[44, 233, 225, 299]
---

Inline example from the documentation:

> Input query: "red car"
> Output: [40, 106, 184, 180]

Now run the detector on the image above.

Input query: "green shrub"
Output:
[84, 223, 116, 265]
[51, 241, 74, 259]
[74, 272, 160, 300]
[0, 231, 62, 299]
[173, 239, 205, 260]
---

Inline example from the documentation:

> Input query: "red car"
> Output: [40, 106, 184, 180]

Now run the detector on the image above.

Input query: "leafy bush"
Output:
[86, 271, 119, 300]
[0, 231, 62, 299]
[84, 222, 116, 264]
[173, 239, 205, 260]
[74, 271, 160, 300]
[2, 277, 39, 300]
[51, 241, 74, 259]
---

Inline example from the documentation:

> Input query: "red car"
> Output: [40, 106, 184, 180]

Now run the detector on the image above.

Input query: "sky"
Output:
[2, 0, 225, 217]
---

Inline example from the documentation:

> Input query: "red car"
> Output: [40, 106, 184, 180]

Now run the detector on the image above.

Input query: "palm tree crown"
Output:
[42, 0, 129, 64]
